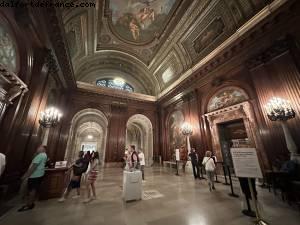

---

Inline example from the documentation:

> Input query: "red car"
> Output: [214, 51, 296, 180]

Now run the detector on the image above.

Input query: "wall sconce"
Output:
[181, 122, 193, 154]
[265, 97, 298, 160]
[39, 107, 62, 146]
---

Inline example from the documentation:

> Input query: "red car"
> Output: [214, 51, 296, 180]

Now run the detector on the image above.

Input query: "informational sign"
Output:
[175, 149, 180, 161]
[230, 148, 263, 178]
[55, 161, 67, 168]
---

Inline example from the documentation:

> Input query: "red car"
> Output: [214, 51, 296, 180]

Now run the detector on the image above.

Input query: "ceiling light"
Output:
[87, 135, 93, 139]
[114, 78, 125, 86]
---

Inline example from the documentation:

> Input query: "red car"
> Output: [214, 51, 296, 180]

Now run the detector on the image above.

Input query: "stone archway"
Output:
[65, 108, 108, 166]
[126, 114, 153, 166]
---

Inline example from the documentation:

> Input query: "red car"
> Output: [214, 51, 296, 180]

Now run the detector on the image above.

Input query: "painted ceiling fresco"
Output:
[61, 0, 269, 95]
[109, 0, 177, 43]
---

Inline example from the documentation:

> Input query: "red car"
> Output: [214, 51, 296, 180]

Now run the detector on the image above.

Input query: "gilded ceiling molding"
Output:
[158, 0, 290, 100]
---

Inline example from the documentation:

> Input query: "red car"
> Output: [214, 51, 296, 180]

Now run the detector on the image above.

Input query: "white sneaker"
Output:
[83, 198, 92, 203]
[72, 195, 80, 199]
[58, 197, 66, 202]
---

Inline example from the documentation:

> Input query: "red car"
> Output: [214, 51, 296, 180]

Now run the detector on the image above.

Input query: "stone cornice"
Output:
[77, 81, 157, 103]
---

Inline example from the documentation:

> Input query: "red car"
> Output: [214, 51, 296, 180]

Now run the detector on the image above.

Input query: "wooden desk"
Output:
[39, 167, 71, 200]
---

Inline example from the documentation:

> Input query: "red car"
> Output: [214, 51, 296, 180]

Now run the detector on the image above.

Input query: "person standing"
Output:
[18, 145, 47, 212]
[189, 148, 200, 179]
[138, 149, 145, 180]
[130, 145, 139, 170]
[0, 152, 6, 177]
[202, 151, 216, 191]
[58, 151, 85, 202]
[83, 152, 99, 203]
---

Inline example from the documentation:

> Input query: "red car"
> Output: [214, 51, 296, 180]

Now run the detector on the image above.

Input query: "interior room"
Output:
[1, 0, 300, 224]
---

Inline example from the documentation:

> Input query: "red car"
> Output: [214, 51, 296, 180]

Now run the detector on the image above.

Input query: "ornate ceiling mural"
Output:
[61, 0, 271, 96]
[106, 0, 179, 44]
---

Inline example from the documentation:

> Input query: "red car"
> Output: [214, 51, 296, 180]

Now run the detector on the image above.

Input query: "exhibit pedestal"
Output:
[122, 170, 142, 202]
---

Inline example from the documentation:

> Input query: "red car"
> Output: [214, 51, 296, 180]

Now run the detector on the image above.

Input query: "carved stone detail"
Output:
[204, 101, 268, 170]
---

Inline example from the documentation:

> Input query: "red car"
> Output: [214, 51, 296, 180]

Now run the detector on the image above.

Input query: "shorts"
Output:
[27, 177, 44, 192]
[87, 170, 98, 182]
[68, 179, 81, 189]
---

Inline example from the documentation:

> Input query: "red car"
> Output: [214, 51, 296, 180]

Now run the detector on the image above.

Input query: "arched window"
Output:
[96, 78, 134, 92]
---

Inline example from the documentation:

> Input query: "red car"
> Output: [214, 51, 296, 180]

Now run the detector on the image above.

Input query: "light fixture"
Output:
[265, 97, 295, 121]
[39, 107, 62, 146]
[39, 107, 62, 128]
[113, 77, 125, 86]
[265, 97, 298, 160]
[181, 122, 193, 155]
[87, 135, 93, 140]
[181, 122, 193, 136]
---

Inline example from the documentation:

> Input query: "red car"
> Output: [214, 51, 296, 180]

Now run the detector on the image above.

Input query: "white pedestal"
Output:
[122, 170, 142, 202]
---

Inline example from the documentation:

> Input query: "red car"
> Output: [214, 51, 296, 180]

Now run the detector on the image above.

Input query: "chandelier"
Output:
[181, 122, 193, 136]
[39, 107, 62, 128]
[265, 97, 295, 121]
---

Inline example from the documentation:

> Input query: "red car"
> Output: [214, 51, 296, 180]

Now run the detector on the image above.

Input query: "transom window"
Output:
[96, 78, 134, 92]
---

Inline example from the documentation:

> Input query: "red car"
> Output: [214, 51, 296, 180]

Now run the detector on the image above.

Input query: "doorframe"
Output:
[204, 101, 268, 172]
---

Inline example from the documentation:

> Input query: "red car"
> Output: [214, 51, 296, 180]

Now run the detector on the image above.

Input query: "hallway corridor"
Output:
[1, 167, 299, 225]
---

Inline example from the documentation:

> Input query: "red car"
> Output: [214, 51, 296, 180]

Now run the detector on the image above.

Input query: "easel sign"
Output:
[230, 148, 263, 179]
[230, 148, 268, 225]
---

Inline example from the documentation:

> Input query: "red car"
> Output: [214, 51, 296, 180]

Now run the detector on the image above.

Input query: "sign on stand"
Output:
[230, 148, 268, 225]
[230, 148, 263, 178]
[175, 149, 180, 161]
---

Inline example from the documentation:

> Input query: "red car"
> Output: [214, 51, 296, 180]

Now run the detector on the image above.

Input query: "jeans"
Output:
[192, 163, 200, 178]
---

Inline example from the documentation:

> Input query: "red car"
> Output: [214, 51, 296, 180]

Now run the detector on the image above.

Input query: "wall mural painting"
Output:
[193, 17, 225, 54]
[168, 110, 185, 158]
[207, 87, 249, 112]
[109, 0, 177, 43]
[0, 25, 17, 72]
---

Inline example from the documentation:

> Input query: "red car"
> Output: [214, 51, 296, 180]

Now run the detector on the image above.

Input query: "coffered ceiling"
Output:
[61, 0, 271, 96]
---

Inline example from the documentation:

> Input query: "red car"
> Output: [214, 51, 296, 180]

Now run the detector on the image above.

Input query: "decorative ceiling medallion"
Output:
[105, 0, 180, 45]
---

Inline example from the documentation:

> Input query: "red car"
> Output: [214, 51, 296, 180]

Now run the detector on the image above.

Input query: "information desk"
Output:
[39, 167, 71, 200]
[122, 170, 142, 202]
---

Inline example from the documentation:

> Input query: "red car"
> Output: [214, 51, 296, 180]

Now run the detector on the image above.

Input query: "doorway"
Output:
[218, 119, 250, 169]
[126, 114, 153, 166]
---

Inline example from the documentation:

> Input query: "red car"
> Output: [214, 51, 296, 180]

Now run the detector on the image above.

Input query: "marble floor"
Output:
[1, 167, 300, 225]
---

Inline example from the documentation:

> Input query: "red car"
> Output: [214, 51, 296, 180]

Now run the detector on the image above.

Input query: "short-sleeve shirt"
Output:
[30, 152, 47, 178]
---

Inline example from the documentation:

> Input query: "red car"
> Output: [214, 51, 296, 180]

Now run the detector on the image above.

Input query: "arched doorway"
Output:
[126, 114, 153, 166]
[65, 108, 108, 166]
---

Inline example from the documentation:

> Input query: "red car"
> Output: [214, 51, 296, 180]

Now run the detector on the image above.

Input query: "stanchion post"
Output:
[215, 162, 221, 183]
[222, 163, 230, 185]
[247, 178, 269, 225]
[227, 165, 239, 198]
[175, 160, 179, 176]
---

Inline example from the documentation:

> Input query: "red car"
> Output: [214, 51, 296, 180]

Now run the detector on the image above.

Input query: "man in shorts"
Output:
[18, 145, 47, 212]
